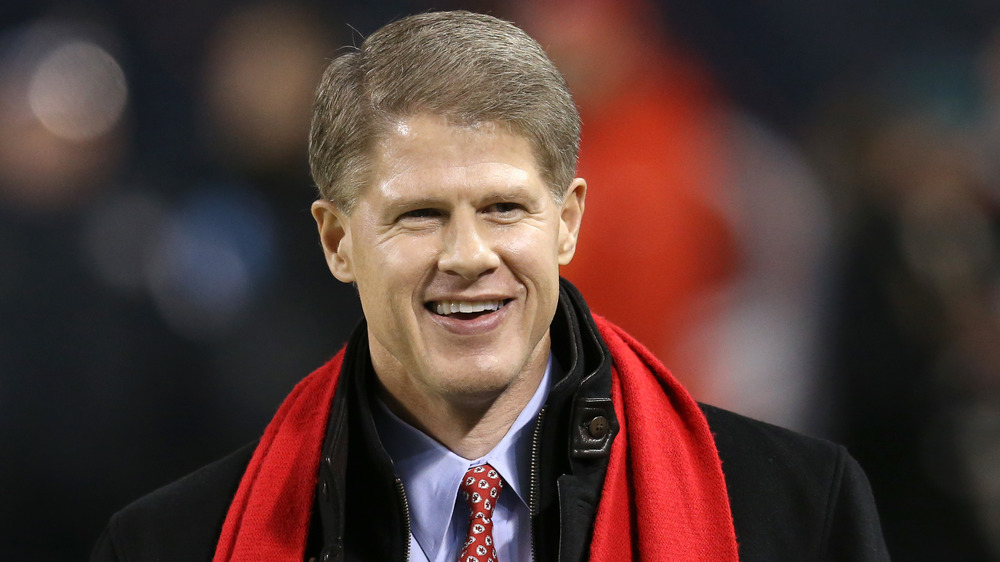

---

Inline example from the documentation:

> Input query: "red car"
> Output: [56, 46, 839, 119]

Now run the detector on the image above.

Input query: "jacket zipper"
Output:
[395, 477, 412, 562]
[530, 407, 546, 561]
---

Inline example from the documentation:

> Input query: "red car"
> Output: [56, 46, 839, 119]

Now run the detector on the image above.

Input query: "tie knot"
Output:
[459, 463, 502, 516]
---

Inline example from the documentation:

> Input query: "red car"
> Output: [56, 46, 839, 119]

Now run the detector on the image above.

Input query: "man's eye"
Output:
[487, 202, 524, 216]
[399, 208, 441, 220]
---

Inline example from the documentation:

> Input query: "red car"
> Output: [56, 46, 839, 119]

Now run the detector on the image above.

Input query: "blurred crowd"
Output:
[2, 0, 1000, 559]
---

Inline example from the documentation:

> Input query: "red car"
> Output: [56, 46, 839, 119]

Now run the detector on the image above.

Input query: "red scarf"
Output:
[213, 316, 738, 561]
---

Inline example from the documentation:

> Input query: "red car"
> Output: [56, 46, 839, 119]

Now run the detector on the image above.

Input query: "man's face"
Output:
[313, 113, 585, 408]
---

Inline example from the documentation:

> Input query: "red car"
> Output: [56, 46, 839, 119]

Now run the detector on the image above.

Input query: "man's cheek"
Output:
[499, 230, 557, 260]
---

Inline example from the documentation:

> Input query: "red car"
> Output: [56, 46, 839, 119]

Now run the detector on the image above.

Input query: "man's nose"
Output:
[437, 213, 501, 280]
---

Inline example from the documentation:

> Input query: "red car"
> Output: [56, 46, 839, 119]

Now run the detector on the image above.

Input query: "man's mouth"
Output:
[427, 299, 510, 319]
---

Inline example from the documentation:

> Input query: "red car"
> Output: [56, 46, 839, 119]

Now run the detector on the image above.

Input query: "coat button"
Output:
[588, 416, 608, 439]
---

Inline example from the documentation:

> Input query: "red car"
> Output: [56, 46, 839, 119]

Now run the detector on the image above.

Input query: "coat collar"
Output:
[314, 279, 617, 562]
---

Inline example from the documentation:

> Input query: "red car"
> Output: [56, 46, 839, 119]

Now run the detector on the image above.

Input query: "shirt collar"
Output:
[372, 354, 555, 560]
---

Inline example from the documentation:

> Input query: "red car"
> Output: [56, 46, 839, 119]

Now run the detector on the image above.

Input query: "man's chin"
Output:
[441, 360, 548, 405]
[438, 364, 517, 394]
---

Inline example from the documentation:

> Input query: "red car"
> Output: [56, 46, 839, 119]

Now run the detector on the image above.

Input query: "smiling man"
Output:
[312, 113, 582, 466]
[93, 11, 889, 562]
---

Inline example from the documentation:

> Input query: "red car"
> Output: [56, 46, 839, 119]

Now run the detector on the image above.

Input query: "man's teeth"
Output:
[434, 300, 504, 316]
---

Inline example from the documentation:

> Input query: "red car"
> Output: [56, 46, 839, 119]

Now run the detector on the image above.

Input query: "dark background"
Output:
[3, 0, 1000, 559]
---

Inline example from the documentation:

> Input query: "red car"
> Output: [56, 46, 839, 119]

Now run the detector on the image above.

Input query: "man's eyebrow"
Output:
[381, 194, 448, 209]
[484, 186, 535, 200]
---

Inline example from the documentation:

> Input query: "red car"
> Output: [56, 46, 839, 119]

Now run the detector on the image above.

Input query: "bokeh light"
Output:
[0, 21, 128, 211]
[28, 40, 127, 142]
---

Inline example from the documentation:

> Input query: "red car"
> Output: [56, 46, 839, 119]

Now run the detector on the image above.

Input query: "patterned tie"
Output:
[458, 463, 503, 562]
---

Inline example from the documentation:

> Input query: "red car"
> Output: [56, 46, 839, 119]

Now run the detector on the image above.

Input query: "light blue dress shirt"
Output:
[372, 355, 555, 562]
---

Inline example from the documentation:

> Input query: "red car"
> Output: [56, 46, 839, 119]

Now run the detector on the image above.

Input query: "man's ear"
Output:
[311, 200, 355, 283]
[557, 178, 586, 265]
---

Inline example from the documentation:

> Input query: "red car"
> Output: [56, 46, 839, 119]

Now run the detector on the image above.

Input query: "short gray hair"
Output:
[308, 10, 581, 211]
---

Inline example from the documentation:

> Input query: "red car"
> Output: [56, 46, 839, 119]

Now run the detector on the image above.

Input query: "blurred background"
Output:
[2, 0, 1000, 559]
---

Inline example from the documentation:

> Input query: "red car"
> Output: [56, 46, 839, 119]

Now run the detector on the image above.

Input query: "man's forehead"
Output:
[369, 114, 541, 186]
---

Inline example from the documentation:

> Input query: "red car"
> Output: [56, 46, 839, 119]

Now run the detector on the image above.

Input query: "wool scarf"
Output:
[213, 316, 738, 561]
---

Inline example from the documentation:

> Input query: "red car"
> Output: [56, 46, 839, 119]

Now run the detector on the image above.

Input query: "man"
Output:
[92, 11, 889, 561]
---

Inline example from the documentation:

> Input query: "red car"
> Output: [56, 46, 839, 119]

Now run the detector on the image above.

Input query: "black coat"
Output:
[92, 282, 890, 561]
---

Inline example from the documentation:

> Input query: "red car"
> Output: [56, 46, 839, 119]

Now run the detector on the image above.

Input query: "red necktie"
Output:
[458, 463, 502, 562]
